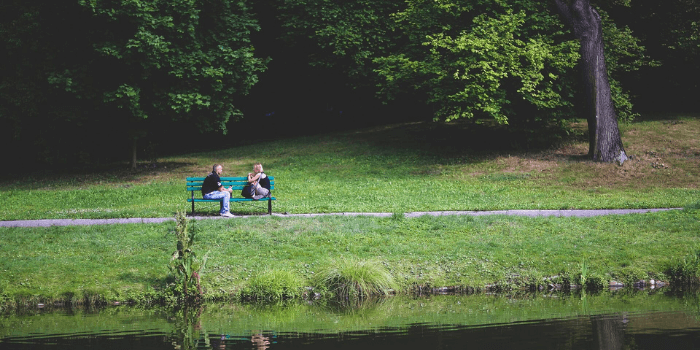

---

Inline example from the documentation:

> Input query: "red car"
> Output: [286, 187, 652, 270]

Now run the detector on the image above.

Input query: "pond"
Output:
[2, 290, 699, 349]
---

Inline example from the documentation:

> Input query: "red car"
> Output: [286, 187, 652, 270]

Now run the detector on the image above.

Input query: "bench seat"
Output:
[187, 176, 276, 215]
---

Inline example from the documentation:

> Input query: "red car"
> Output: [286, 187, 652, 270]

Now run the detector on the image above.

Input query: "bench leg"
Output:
[268, 198, 272, 215]
[191, 192, 195, 215]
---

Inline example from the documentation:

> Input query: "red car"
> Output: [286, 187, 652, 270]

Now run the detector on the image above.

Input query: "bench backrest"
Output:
[186, 176, 275, 192]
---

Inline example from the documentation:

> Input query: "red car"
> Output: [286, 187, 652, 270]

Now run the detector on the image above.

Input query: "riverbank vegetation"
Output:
[1, 208, 698, 309]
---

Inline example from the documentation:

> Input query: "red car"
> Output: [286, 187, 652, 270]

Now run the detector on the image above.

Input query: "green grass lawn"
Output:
[1, 209, 699, 306]
[1, 114, 698, 305]
[1, 114, 698, 220]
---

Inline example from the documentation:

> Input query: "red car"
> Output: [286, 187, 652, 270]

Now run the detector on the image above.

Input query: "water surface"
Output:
[2, 291, 699, 349]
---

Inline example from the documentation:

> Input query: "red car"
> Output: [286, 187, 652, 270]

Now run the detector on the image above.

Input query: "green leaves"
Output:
[0, 0, 268, 167]
[104, 84, 147, 120]
[375, 0, 580, 125]
[86, 0, 267, 133]
[169, 211, 208, 300]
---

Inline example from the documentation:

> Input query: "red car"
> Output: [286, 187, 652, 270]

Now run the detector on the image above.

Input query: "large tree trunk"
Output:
[554, 0, 628, 164]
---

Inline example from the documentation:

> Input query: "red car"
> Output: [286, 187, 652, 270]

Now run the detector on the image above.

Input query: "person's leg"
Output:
[252, 186, 270, 200]
[222, 191, 230, 213]
[203, 191, 231, 214]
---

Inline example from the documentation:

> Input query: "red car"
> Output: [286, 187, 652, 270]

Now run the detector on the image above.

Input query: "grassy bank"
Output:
[1, 113, 698, 306]
[1, 209, 699, 307]
[1, 114, 698, 220]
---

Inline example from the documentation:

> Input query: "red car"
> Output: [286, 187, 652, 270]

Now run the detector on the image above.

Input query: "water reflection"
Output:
[2, 291, 700, 349]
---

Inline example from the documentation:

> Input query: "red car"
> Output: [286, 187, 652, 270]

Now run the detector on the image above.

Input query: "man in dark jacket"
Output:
[202, 164, 234, 217]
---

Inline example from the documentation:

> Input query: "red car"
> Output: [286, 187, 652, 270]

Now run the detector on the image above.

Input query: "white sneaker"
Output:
[221, 212, 234, 218]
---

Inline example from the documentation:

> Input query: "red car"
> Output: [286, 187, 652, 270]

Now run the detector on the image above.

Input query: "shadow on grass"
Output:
[0, 161, 197, 187]
[342, 119, 590, 161]
[634, 111, 700, 122]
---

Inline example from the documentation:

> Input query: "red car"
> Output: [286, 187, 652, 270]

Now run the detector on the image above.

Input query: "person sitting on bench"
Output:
[247, 162, 271, 200]
[202, 164, 234, 217]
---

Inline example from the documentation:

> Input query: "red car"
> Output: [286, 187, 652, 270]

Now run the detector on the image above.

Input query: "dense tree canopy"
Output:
[0, 0, 697, 168]
[1, 0, 266, 167]
[276, 0, 658, 160]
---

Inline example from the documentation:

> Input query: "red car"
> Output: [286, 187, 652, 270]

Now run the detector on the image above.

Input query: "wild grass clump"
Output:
[575, 259, 606, 291]
[242, 270, 306, 301]
[315, 260, 398, 301]
[667, 250, 700, 287]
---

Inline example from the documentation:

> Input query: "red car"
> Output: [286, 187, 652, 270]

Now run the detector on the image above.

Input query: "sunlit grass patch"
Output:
[242, 269, 306, 301]
[314, 259, 398, 300]
[1, 116, 699, 219]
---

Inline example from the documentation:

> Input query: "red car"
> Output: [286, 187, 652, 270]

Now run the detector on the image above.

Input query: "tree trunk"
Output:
[554, 0, 628, 164]
[131, 137, 138, 170]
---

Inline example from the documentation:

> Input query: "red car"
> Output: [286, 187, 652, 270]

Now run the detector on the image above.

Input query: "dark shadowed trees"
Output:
[277, 0, 647, 162]
[0, 0, 267, 168]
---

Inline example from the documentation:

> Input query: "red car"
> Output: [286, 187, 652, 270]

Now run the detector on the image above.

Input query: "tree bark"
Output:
[554, 0, 628, 164]
[131, 137, 138, 170]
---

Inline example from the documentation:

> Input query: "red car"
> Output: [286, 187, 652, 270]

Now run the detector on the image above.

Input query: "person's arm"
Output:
[217, 179, 233, 194]
[248, 172, 261, 183]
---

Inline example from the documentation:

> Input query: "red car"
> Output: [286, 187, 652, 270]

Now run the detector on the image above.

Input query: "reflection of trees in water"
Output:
[591, 314, 628, 350]
[169, 305, 273, 350]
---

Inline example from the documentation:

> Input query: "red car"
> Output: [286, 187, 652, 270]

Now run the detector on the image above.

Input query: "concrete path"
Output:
[0, 208, 682, 227]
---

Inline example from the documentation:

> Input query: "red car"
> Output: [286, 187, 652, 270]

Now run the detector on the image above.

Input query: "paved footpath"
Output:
[0, 208, 682, 228]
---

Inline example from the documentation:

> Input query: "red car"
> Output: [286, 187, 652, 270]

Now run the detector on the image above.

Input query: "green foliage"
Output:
[376, 0, 580, 126]
[82, 0, 268, 133]
[278, 0, 401, 80]
[169, 211, 208, 300]
[277, 0, 658, 134]
[667, 250, 700, 287]
[0, 0, 267, 166]
[598, 10, 653, 123]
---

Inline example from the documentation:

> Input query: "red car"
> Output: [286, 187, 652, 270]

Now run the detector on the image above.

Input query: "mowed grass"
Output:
[1, 209, 699, 304]
[1, 113, 698, 220]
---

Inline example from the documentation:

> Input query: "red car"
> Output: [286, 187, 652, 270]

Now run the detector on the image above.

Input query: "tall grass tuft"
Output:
[242, 270, 306, 301]
[668, 250, 700, 287]
[315, 260, 397, 301]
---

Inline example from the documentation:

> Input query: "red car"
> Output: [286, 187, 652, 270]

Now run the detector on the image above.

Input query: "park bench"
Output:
[186, 176, 276, 215]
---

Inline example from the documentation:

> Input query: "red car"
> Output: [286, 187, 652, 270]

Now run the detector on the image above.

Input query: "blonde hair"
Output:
[254, 162, 263, 173]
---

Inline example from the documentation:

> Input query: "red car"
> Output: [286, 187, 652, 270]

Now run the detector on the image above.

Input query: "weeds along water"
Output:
[1, 209, 699, 306]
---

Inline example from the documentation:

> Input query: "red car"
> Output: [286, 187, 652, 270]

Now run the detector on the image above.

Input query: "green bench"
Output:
[186, 176, 276, 215]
